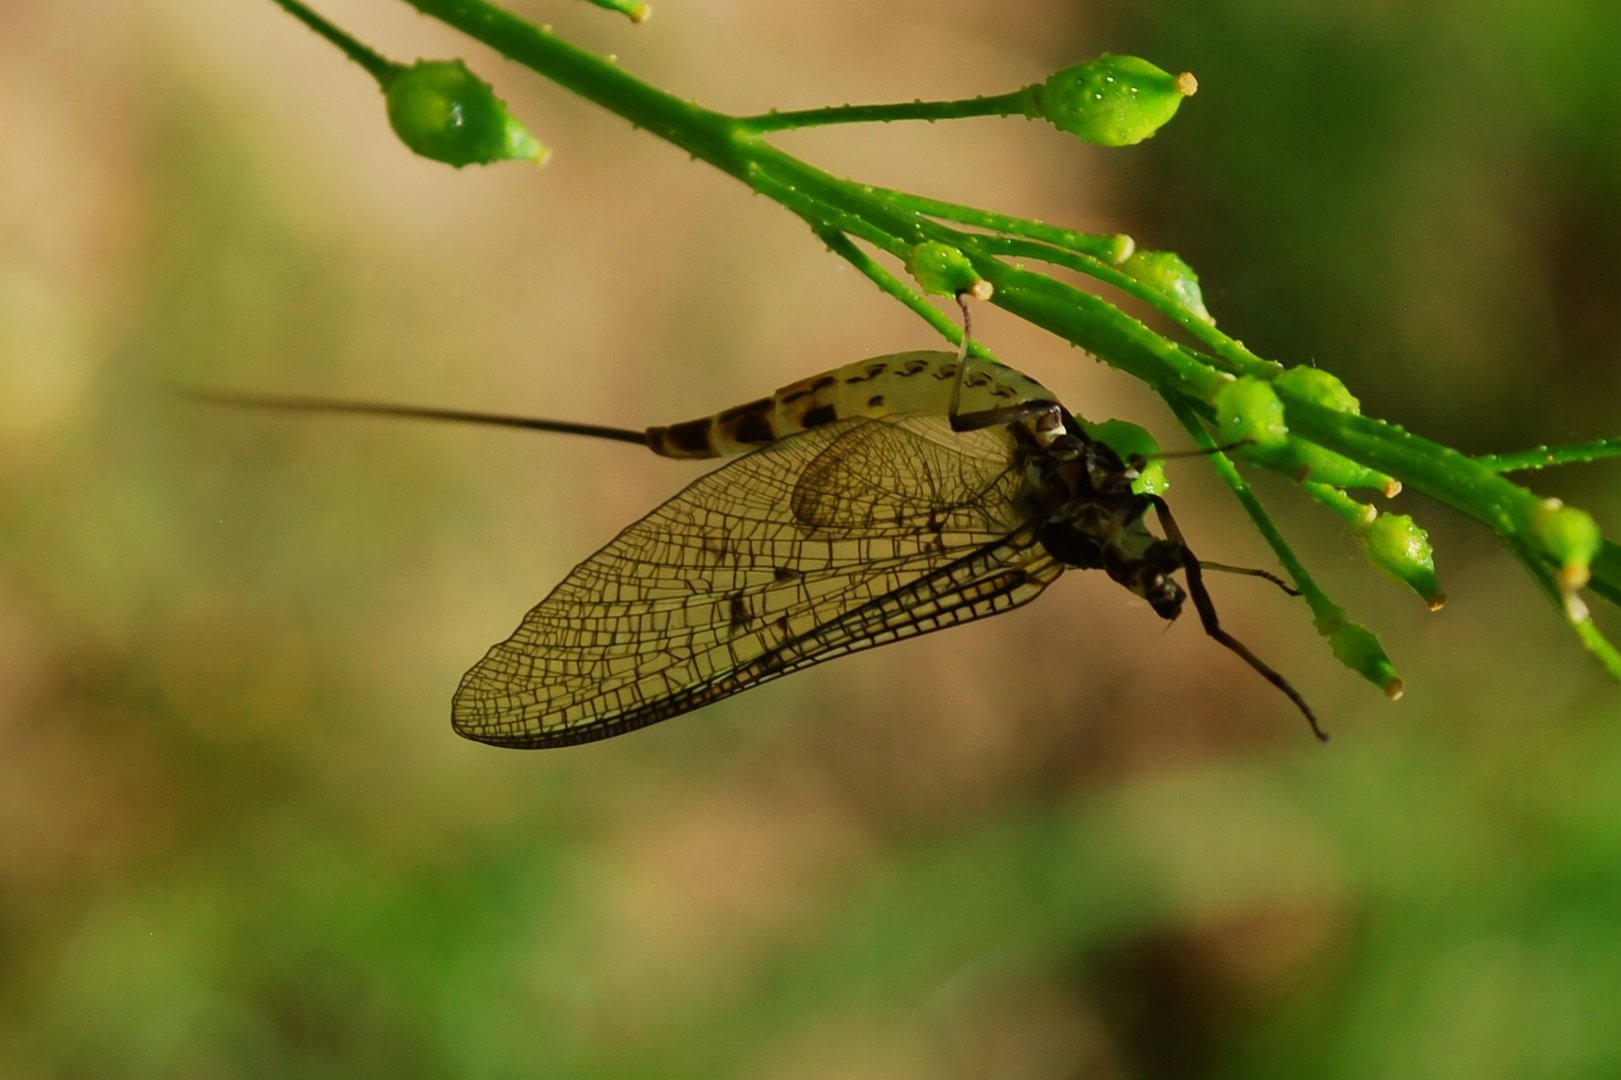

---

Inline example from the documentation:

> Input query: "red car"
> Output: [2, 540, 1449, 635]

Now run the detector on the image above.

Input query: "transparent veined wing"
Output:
[452, 414, 1064, 748]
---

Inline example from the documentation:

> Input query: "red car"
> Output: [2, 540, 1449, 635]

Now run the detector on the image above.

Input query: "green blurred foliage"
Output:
[2, 3, 1618, 1078]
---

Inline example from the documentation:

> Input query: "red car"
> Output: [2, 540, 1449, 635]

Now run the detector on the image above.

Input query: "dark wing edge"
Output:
[450, 415, 1047, 749]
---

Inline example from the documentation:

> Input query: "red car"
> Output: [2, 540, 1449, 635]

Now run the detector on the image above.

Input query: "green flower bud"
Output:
[384, 60, 548, 168]
[1102, 233, 1137, 265]
[1080, 419, 1167, 495]
[1283, 443, 1400, 494]
[904, 242, 990, 299]
[1275, 366, 1360, 414]
[1121, 249, 1212, 323]
[1217, 374, 1396, 492]
[1531, 499, 1600, 590]
[1213, 376, 1289, 451]
[1316, 608, 1404, 699]
[1365, 512, 1445, 610]
[1034, 55, 1196, 147]
[609, 0, 651, 22]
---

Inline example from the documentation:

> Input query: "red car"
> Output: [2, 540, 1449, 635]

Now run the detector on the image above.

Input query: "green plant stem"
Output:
[399, 0, 742, 170]
[744, 161, 925, 257]
[1165, 401, 1316, 603]
[1501, 531, 1621, 677]
[740, 90, 1038, 133]
[1478, 438, 1621, 473]
[582, 0, 650, 22]
[1301, 482, 1376, 530]
[1166, 398, 1399, 696]
[870, 187, 1134, 263]
[1592, 543, 1621, 607]
[813, 231, 999, 363]
[380, 0, 1618, 651]
[962, 234, 1277, 380]
[271, 0, 399, 81]
[1279, 401, 1537, 540]
[966, 264, 1232, 400]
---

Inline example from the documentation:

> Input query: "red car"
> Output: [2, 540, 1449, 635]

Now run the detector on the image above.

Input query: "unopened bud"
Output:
[1033, 55, 1195, 147]
[1122, 250, 1212, 324]
[385, 60, 548, 168]
[905, 242, 990, 299]
[1365, 512, 1445, 610]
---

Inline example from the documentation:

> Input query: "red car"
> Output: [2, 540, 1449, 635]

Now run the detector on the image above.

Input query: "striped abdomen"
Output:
[645, 351, 1056, 460]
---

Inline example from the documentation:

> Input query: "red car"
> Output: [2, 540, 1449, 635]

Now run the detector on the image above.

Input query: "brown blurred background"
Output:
[2, 2, 1619, 1076]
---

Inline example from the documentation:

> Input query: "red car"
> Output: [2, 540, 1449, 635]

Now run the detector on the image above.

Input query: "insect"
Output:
[197, 349, 1324, 748]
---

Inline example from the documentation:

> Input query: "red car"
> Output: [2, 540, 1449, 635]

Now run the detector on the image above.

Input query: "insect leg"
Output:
[951, 401, 1063, 433]
[1198, 561, 1300, 597]
[939, 291, 1065, 435]
[1135, 438, 1254, 463]
[947, 291, 974, 423]
[1148, 495, 1329, 744]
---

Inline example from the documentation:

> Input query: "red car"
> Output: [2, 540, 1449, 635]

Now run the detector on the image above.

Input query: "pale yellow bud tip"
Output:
[1558, 563, 1591, 591]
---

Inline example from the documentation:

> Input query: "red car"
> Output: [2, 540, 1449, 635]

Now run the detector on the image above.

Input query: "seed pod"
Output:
[1275, 366, 1359, 414]
[1034, 55, 1196, 147]
[1365, 512, 1445, 610]
[384, 60, 548, 168]
[1318, 609, 1404, 700]
[1122, 250, 1212, 323]
[905, 242, 990, 299]
[1214, 377, 1290, 451]
[1218, 373, 1396, 492]
[1532, 499, 1600, 592]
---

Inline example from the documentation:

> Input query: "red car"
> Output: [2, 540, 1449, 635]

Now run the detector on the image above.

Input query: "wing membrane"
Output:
[453, 415, 1061, 748]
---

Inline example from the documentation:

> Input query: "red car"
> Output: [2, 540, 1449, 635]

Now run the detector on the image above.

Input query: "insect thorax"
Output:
[1019, 417, 1188, 621]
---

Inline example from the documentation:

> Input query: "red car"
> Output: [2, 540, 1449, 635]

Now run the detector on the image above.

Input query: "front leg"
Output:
[1147, 495, 1328, 744]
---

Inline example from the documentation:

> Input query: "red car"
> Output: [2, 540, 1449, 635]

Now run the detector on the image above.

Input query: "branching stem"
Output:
[270, 0, 1618, 687]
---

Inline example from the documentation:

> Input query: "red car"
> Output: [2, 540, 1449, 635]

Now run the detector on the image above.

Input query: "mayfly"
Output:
[197, 350, 1324, 748]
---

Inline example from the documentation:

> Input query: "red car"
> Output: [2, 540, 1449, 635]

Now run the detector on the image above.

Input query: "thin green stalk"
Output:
[1166, 397, 1402, 697]
[1591, 543, 1621, 607]
[744, 167, 920, 266]
[1278, 400, 1534, 537]
[581, 0, 650, 22]
[271, 0, 398, 80]
[1502, 531, 1621, 678]
[400, 0, 744, 171]
[1478, 438, 1621, 473]
[973, 265, 1232, 400]
[740, 90, 1037, 133]
[964, 234, 1277, 379]
[872, 187, 1134, 263]
[1301, 482, 1377, 530]
[813, 230, 1001, 364]
[1164, 401, 1316, 601]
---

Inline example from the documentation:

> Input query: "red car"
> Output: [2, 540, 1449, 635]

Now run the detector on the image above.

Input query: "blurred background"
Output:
[2, 2, 1619, 1076]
